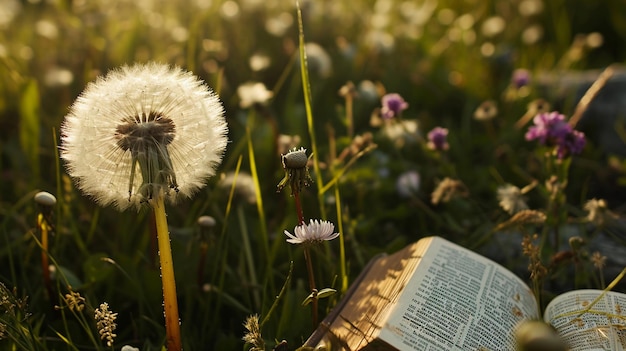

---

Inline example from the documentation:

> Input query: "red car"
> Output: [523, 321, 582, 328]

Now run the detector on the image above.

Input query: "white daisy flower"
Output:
[284, 219, 339, 245]
[61, 63, 228, 210]
[236, 81, 273, 109]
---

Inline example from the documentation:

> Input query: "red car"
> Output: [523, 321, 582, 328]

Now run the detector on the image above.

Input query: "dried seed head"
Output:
[277, 147, 312, 195]
[94, 302, 118, 347]
[281, 147, 309, 169]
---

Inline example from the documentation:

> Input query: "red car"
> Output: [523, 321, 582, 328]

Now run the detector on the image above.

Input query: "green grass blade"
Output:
[296, 1, 326, 219]
[19, 79, 41, 181]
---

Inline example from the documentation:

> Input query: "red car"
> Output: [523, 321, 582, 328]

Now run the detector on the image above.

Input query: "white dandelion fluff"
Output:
[61, 63, 228, 210]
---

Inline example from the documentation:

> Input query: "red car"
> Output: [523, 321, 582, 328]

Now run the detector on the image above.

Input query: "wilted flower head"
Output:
[236, 81, 273, 108]
[431, 177, 468, 205]
[284, 219, 339, 245]
[380, 93, 409, 119]
[584, 198, 617, 227]
[277, 147, 312, 196]
[426, 127, 449, 151]
[497, 184, 528, 214]
[525, 111, 586, 159]
[60, 63, 228, 210]
[473, 100, 498, 121]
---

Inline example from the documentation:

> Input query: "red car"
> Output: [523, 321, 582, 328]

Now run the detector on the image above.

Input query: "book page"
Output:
[379, 237, 538, 351]
[309, 238, 432, 350]
[544, 290, 626, 351]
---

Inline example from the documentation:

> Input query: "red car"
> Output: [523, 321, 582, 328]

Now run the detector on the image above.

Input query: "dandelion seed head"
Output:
[61, 63, 228, 210]
[396, 170, 420, 198]
[218, 171, 257, 204]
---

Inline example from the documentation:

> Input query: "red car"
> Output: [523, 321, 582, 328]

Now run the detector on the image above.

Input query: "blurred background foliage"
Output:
[1, 0, 626, 349]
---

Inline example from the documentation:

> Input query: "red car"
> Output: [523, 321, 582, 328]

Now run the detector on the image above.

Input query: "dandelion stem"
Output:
[153, 195, 182, 351]
[303, 246, 318, 328]
[294, 191, 305, 225]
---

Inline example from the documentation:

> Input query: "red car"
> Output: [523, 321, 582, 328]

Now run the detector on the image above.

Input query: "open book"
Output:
[304, 236, 626, 351]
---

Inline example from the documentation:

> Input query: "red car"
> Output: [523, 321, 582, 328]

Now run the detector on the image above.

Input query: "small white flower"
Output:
[284, 219, 339, 245]
[396, 170, 420, 198]
[497, 184, 528, 214]
[121, 346, 140, 351]
[236, 81, 273, 108]
[61, 63, 228, 210]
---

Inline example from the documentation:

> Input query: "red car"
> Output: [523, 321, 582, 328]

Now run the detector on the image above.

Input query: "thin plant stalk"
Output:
[297, 1, 326, 220]
[37, 213, 53, 299]
[303, 247, 318, 327]
[245, 115, 273, 292]
[293, 189, 318, 328]
[237, 204, 261, 309]
[153, 194, 182, 351]
[333, 184, 348, 293]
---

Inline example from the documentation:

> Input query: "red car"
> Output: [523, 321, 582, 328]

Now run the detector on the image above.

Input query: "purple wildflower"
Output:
[556, 130, 586, 159]
[427, 127, 449, 151]
[511, 68, 531, 89]
[525, 112, 571, 144]
[525, 111, 586, 159]
[380, 93, 408, 119]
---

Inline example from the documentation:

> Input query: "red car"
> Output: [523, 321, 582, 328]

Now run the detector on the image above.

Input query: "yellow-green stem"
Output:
[333, 185, 347, 293]
[37, 213, 52, 299]
[153, 195, 182, 351]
